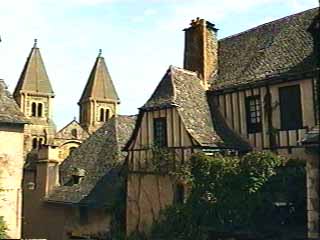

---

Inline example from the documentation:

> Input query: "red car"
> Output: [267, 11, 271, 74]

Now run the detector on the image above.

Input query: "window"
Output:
[245, 95, 262, 133]
[174, 184, 185, 204]
[71, 129, 77, 138]
[99, 108, 110, 122]
[37, 103, 43, 117]
[32, 138, 37, 149]
[38, 138, 43, 148]
[105, 109, 110, 121]
[154, 118, 167, 147]
[69, 147, 77, 155]
[279, 85, 302, 130]
[100, 108, 104, 122]
[31, 102, 36, 117]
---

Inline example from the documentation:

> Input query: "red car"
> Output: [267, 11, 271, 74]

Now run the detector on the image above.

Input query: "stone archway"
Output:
[58, 141, 81, 163]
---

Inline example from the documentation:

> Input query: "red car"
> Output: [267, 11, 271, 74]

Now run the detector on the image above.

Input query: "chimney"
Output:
[183, 17, 218, 89]
[36, 145, 60, 196]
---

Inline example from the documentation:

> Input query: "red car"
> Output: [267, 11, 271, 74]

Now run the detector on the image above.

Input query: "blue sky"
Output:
[0, 0, 318, 129]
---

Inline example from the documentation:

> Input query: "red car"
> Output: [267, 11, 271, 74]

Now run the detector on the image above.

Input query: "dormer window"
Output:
[154, 118, 167, 147]
[71, 168, 86, 185]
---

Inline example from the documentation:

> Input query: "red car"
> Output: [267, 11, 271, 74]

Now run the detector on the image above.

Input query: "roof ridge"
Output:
[55, 119, 83, 135]
[219, 7, 318, 41]
[170, 66, 178, 104]
[170, 65, 198, 76]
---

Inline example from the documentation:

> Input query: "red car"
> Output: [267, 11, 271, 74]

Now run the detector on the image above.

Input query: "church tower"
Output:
[78, 50, 120, 134]
[14, 39, 56, 155]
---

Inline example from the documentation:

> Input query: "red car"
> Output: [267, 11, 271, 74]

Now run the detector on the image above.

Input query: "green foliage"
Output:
[149, 151, 305, 240]
[0, 216, 8, 239]
[150, 145, 176, 173]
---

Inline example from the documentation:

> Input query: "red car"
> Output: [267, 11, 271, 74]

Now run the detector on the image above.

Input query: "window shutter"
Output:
[279, 85, 303, 130]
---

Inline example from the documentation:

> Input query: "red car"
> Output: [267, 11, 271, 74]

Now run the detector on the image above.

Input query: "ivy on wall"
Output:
[149, 152, 306, 240]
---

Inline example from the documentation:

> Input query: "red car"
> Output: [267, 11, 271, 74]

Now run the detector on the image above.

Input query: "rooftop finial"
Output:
[98, 49, 102, 57]
[33, 38, 38, 48]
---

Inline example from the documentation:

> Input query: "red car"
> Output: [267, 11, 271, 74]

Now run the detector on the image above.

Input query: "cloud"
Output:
[144, 8, 157, 16]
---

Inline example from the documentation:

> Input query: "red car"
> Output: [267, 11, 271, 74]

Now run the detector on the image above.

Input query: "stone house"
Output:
[22, 115, 136, 239]
[124, 7, 319, 237]
[0, 80, 28, 239]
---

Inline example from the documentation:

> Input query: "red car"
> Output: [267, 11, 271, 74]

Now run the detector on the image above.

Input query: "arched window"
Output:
[69, 147, 77, 155]
[100, 108, 105, 122]
[38, 138, 43, 148]
[38, 103, 43, 117]
[31, 102, 36, 117]
[71, 129, 78, 138]
[105, 109, 110, 121]
[32, 138, 38, 149]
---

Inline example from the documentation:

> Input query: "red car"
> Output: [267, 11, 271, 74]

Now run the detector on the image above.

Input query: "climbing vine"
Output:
[149, 151, 306, 240]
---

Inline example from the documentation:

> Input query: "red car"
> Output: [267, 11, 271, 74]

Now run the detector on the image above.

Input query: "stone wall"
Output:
[23, 157, 112, 240]
[306, 151, 319, 238]
[0, 124, 24, 239]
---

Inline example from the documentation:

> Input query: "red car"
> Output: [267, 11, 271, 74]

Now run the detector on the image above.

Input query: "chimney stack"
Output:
[183, 18, 218, 89]
[36, 145, 60, 196]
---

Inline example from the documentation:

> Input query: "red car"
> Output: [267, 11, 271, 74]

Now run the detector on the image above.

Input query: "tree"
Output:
[150, 151, 305, 240]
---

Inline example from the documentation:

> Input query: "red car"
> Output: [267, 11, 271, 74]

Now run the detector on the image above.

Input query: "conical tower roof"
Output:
[14, 39, 54, 97]
[79, 50, 119, 103]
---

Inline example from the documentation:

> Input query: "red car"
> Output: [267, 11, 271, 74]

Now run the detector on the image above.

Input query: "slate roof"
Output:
[212, 7, 319, 90]
[207, 97, 252, 151]
[0, 80, 28, 125]
[79, 52, 120, 103]
[14, 41, 54, 96]
[141, 66, 224, 147]
[46, 115, 136, 207]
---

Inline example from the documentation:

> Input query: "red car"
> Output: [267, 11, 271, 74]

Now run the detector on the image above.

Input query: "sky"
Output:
[0, 0, 318, 129]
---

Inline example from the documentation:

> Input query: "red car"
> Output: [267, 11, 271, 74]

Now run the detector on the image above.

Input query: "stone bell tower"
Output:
[14, 39, 56, 155]
[78, 50, 120, 134]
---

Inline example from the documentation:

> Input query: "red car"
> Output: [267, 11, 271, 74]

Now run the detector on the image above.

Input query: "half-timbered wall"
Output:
[211, 78, 317, 158]
[127, 107, 195, 172]
[126, 107, 196, 234]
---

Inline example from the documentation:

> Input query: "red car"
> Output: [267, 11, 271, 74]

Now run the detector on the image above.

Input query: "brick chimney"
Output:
[183, 18, 218, 89]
